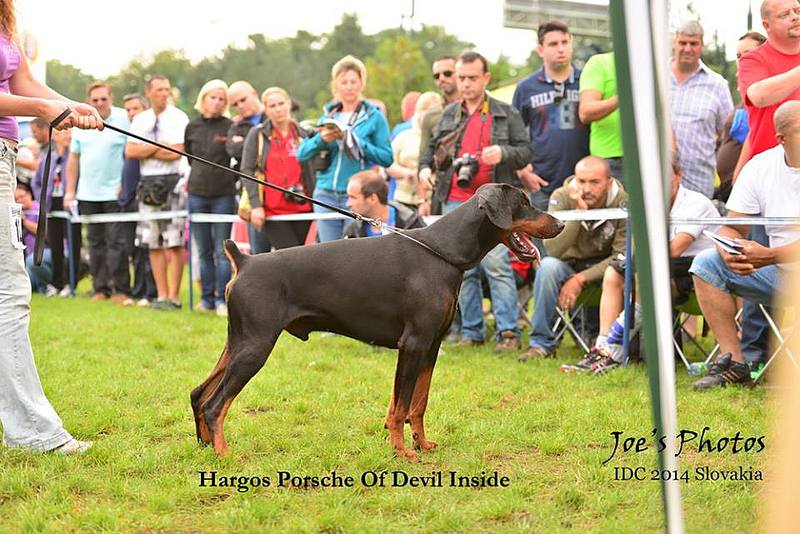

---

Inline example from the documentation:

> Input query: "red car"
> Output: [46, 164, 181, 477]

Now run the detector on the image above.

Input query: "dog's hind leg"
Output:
[202, 334, 279, 456]
[190, 344, 231, 445]
[407, 343, 440, 453]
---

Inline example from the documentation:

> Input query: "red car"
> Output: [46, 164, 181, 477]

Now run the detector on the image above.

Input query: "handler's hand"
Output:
[481, 145, 503, 166]
[251, 207, 266, 231]
[418, 201, 431, 217]
[558, 275, 585, 310]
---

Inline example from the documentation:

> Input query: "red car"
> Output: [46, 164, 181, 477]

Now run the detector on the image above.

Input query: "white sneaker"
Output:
[59, 286, 74, 297]
[216, 303, 228, 317]
[45, 284, 58, 297]
[52, 438, 92, 455]
[136, 298, 150, 307]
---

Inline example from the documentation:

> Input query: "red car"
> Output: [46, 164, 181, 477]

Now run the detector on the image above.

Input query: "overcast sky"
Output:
[22, 0, 760, 78]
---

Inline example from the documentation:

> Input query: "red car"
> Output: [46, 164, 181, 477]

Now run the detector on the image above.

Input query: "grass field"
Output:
[0, 290, 771, 532]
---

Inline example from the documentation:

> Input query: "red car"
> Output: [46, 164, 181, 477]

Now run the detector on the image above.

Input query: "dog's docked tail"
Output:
[223, 239, 248, 277]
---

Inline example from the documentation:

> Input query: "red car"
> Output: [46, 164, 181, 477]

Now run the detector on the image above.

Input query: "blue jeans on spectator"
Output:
[0, 143, 73, 451]
[313, 188, 349, 243]
[248, 222, 272, 254]
[530, 189, 551, 258]
[25, 249, 53, 293]
[739, 225, 772, 365]
[188, 193, 236, 309]
[528, 256, 577, 351]
[689, 248, 779, 305]
[444, 199, 519, 342]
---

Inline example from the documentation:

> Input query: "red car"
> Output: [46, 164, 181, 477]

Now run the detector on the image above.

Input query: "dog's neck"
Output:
[416, 203, 502, 271]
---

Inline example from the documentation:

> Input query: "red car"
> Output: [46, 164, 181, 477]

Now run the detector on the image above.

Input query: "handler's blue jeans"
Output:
[0, 141, 73, 451]
[444, 200, 519, 341]
[313, 188, 349, 243]
[188, 193, 235, 309]
[528, 256, 576, 351]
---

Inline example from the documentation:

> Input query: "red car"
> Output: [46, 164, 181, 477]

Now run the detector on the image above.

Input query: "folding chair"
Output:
[751, 304, 798, 382]
[552, 284, 603, 354]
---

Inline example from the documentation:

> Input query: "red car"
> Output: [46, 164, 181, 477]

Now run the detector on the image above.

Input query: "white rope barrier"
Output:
[45, 208, 800, 226]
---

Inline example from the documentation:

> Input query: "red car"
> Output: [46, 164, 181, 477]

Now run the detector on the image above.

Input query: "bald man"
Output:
[520, 155, 628, 361]
[690, 100, 800, 390]
[225, 81, 266, 169]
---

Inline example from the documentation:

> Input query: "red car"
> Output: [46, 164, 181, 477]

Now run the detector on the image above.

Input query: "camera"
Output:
[452, 154, 480, 188]
[283, 184, 307, 204]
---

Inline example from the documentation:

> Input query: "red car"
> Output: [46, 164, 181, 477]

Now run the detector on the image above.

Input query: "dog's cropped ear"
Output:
[476, 185, 513, 230]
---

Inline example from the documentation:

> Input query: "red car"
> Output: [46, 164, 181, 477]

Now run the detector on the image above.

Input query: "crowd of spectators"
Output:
[15, 1, 800, 391]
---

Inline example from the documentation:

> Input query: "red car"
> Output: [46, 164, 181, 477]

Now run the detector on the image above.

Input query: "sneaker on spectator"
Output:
[445, 333, 460, 344]
[136, 298, 151, 307]
[52, 438, 92, 455]
[44, 284, 58, 297]
[693, 353, 749, 390]
[194, 302, 214, 313]
[591, 353, 620, 375]
[216, 303, 228, 317]
[457, 337, 484, 347]
[91, 293, 108, 302]
[518, 346, 554, 362]
[560, 346, 604, 373]
[122, 297, 135, 306]
[59, 286, 74, 298]
[151, 299, 179, 311]
[494, 331, 521, 353]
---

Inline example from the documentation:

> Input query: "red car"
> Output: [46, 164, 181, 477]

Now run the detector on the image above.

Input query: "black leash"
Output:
[35, 117, 451, 265]
[34, 108, 72, 266]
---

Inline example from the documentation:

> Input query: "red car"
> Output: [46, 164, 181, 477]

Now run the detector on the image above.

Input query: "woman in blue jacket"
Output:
[297, 55, 393, 242]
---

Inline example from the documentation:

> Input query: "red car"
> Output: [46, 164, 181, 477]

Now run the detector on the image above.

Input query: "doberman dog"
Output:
[191, 183, 564, 461]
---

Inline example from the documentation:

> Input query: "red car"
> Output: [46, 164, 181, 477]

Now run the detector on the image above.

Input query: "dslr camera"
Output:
[283, 183, 307, 204]
[452, 154, 480, 189]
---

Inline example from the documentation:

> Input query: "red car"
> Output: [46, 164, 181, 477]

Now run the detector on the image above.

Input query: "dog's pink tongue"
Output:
[512, 232, 540, 263]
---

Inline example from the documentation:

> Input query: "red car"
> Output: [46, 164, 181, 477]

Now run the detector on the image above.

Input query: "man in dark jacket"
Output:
[343, 169, 424, 238]
[417, 51, 533, 353]
[226, 81, 267, 169]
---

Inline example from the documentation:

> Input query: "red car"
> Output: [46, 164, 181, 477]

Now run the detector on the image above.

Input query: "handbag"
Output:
[432, 116, 469, 173]
[137, 173, 179, 207]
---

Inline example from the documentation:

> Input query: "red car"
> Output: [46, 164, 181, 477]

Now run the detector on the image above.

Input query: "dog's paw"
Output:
[396, 448, 421, 462]
[414, 439, 438, 452]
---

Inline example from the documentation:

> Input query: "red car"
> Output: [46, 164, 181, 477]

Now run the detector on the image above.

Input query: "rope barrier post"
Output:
[187, 216, 194, 312]
[66, 214, 76, 293]
[622, 215, 633, 366]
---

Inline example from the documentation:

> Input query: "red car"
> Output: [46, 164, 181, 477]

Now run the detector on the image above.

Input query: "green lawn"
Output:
[0, 292, 770, 532]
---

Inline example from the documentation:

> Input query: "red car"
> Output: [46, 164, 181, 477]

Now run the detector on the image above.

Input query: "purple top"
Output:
[22, 200, 39, 253]
[0, 33, 20, 142]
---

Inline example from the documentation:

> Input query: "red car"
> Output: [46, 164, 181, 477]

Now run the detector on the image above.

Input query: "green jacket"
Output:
[544, 176, 627, 284]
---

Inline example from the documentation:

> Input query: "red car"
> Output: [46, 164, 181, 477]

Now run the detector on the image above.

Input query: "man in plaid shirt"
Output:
[670, 20, 734, 199]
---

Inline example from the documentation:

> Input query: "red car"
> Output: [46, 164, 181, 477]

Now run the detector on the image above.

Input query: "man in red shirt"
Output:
[738, 0, 800, 159]
[418, 51, 532, 352]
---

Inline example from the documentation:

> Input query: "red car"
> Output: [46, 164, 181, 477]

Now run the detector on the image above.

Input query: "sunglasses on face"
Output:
[433, 70, 454, 80]
[553, 81, 566, 104]
[90, 97, 109, 103]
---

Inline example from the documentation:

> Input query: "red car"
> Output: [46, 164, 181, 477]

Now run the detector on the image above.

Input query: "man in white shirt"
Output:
[125, 75, 190, 310]
[691, 100, 800, 389]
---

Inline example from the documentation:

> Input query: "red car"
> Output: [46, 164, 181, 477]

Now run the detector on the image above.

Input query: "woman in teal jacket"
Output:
[297, 55, 393, 242]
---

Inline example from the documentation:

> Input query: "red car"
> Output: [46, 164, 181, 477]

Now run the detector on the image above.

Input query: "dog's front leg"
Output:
[388, 344, 429, 462]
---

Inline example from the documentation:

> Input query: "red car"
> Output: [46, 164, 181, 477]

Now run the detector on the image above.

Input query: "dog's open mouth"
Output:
[508, 231, 540, 263]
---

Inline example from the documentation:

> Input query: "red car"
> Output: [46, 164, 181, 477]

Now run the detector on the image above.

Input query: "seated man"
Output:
[691, 100, 800, 390]
[520, 155, 627, 361]
[343, 169, 425, 238]
[14, 182, 53, 294]
[562, 152, 720, 373]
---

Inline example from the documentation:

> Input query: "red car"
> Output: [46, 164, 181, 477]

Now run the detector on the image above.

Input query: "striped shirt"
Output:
[670, 60, 733, 198]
